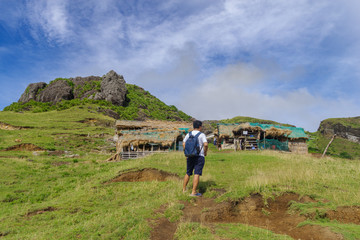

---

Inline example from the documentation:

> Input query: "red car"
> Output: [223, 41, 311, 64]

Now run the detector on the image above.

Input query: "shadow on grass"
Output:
[199, 180, 216, 194]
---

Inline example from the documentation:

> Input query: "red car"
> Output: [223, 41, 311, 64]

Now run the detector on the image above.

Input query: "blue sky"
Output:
[1, 0, 360, 131]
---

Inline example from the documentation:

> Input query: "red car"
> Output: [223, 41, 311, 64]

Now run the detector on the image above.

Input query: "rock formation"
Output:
[318, 117, 360, 143]
[18, 82, 47, 103]
[37, 79, 73, 103]
[18, 70, 127, 106]
[90, 70, 127, 106]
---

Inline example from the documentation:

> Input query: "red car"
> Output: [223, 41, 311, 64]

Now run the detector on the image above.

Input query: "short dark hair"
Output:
[193, 120, 202, 129]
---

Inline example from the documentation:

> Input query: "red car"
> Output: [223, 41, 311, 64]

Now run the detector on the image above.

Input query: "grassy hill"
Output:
[220, 116, 295, 126]
[1, 109, 360, 239]
[3, 83, 192, 122]
[307, 117, 360, 160]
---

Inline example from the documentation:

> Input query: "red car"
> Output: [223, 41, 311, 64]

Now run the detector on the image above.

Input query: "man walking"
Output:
[183, 120, 208, 197]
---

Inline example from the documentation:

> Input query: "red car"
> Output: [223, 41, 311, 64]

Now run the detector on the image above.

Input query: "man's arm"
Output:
[203, 142, 208, 156]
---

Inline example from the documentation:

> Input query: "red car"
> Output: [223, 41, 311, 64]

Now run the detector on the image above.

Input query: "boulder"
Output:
[18, 82, 47, 103]
[37, 80, 73, 103]
[100, 70, 127, 106]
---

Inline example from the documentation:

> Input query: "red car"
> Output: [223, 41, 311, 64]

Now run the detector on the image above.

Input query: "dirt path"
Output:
[107, 168, 350, 239]
[151, 193, 345, 240]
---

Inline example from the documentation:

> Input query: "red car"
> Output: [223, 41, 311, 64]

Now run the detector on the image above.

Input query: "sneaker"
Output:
[189, 193, 202, 197]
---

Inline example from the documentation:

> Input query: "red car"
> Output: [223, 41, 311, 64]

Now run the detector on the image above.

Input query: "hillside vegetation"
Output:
[221, 116, 294, 126]
[307, 117, 360, 160]
[4, 83, 191, 122]
[1, 109, 360, 239]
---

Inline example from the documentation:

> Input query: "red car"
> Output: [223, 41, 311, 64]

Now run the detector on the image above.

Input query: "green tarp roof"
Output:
[248, 122, 308, 139]
[217, 122, 308, 139]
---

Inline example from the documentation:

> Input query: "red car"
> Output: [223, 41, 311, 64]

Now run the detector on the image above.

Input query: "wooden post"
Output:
[322, 134, 336, 158]
[263, 132, 266, 149]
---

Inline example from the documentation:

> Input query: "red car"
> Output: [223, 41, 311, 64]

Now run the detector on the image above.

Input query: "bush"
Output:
[340, 151, 353, 159]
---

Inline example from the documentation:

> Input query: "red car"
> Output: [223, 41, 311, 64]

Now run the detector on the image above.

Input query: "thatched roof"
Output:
[217, 122, 308, 140]
[217, 123, 239, 138]
[116, 120, 192, 131]
[118, 129, 185, 149]
[265, 127, 292, 138]
[233, 123, 262, 133]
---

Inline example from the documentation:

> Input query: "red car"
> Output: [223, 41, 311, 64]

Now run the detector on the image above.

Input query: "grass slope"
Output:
[1, 109, 360, 239]
[321, 117, 360, 129]
[220, 116, 295, 127]
[308, 116, 360, 160]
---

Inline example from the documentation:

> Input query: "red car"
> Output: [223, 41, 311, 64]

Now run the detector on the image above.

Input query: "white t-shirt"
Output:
[183, 130, 207, 157]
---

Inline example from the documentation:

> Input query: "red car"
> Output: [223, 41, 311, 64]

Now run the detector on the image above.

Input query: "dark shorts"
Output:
[186, 156, 205, 176]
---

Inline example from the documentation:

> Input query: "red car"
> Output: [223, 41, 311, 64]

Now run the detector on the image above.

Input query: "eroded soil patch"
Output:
[149, 205, 178, 240]
[151, 193, 344, 240]
[0, 122, 32, 130]
[2, 143, 44, 151]
[108, 168, 180, 183]
[25, 207, 56, 218]
[327, 206, 360, 224]
[78, 118, 113, 127]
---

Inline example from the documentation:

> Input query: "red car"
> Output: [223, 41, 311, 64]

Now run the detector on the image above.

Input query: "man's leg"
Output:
[191, 174, 200, 195]
[183, 174, 190, 192]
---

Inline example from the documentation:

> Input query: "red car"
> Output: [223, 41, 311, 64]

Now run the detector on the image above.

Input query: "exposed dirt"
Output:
[149, 205, 178, 240]
[78, 118, 114, 127]
[0, 122, 31, 130]
[107, 168, 180, 183]
[48, 150, 66, 156]
[25, 207, 56, 218]
[151, 193, 345, 240]
[327, 206, 360, 224]
[2, 143, 44, 151]
[51, 161, 71, 166]
[0, 231, 10, 237]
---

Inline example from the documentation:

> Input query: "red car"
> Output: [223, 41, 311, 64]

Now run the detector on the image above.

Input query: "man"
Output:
[182, 120, 208, 197]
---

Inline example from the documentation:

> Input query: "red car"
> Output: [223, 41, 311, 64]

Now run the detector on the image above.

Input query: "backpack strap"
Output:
[194, 132, 203, 153]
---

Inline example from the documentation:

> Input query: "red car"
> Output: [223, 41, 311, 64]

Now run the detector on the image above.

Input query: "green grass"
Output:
[321, 117, 360, 129]
[0, 106, 115, 151]
[220, 116, 294, 127]
[2, 109, 360, 239]
[308, 132, 360, 160]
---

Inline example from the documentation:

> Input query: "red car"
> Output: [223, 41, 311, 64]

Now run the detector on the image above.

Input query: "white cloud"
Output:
[2, 0, 360, 129]
[178, 62, 360, 131]
[26, 0, 71, 43]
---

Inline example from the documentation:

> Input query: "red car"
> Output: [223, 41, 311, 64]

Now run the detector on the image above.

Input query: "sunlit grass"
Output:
[2, 108, 360, 239]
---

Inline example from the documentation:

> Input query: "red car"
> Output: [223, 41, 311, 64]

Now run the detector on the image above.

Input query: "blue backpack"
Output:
[184, 131, 202, 157]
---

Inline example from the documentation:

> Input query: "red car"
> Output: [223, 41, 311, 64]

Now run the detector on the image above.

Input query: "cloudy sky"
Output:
[1, 0, 360, 131]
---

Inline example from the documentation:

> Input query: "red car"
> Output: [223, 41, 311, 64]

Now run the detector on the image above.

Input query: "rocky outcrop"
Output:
[18, 82, 47, 103]
[71, 76, 102, 99]
[18, 70, 127, 106]
[318, 117, 360, 143]
[37, 80, 73, 103]
[91, 70, 127, 106]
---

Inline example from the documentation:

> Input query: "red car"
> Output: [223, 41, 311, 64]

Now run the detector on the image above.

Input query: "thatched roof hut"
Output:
[232, 122, 307, 139]
[115, 120, 192, 152]
[117, 129, 185, 149]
